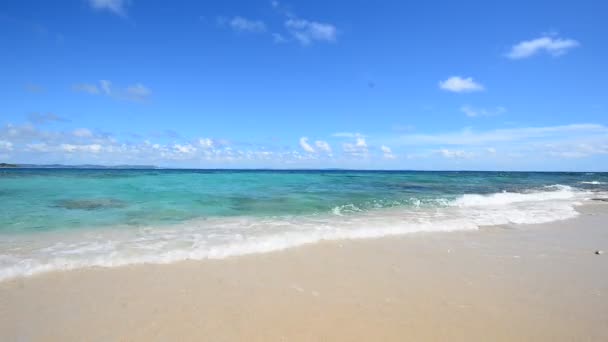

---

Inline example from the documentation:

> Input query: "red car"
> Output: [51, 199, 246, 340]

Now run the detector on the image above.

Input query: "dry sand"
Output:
[1, 202, 607, 341]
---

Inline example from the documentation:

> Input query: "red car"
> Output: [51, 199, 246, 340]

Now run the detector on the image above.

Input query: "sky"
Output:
[1, 0, 607, 170]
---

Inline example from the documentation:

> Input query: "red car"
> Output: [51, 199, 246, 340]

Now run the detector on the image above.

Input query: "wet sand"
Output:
[1, 202, 607, 341]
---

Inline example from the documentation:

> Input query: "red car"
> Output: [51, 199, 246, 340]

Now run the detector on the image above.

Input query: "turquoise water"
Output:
[2, 169, 607, 233]
[1, 169, 607, 280]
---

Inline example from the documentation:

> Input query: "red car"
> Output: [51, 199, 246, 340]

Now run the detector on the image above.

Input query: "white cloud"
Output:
[381, 145, 395, 159]
[173, 144, 197, 154]
[88, 0, 129, 17]
[198, 138, 214, 149]
[355, 137, 367, 148]
[272, 33, 287, 43]
[73, 128, 94, 138]
[3, 121, 335, 166]
[73, 80, 150, 102]
[60, 144, 77, 153]
[125, 83, 150, 101]
[439, 76, 484, 93]
[228, 16, 266, 33]
[61, 143, 103, 153]
[100, 80, 112, 95]
[25, 143, 50, 152]
[436, 149, 473, 159]
[399, 124, 608, 146]
[299, 137, 315, 153]
[507, 36, 580, 59]
[460, 105, 506, 117]
[285, 19, 337, 45]
[332, 132, 364, 138]
[86, 144, 103, 153]
[0, 140, 13, 151]
[546, 143, 608, 159]
[343, 137, 368, 157]
[4, 112, 607, 168]
[315, 140, 331, 153]
[297, 138, 331, 155]
[2, 123, 58, 143]
[72, 83, 100, 95]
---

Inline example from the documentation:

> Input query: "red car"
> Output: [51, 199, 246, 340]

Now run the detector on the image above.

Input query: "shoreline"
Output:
[0, 184, 592, 282]
[1, 202, 607, 340]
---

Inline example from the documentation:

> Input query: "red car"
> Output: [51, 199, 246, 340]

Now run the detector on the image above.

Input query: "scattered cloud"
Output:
[439, 76, 484, 93]
[506, 36, 579, 59]
[460, 105, 506, 117]
[285, 19, 337, 45]
[269, 2, 338, 46]
[88, 0, 130, 17]
[392, 124, 415, 132]
[297, 138, 332, 155]
[436, 149, 473, 159]
[27, 113, 68, 125]
[380, 145, 395, 159]
[2, 112, 607, 168]
[299, 137, 315, 153]
[73, 80, 150, 102]
[272, 33, 287, 43]
[315, 140, 332, 154]
[100, 80, 112, 95]
[332, 132, 364, 138]
[124, 83, 151, 101]
[25, 143, 50, 153]
[343, 137, 368, 157]
[0, 140, 13, 151]
[547, 144, 608, 158]
[217, 3, 338, 46]
[173, 144, 197, 154]
[398, 124, 608, 146]
[198, 138, 214, 149]
[61, 143, 103, 153]
[73, 83, 100, 94]
[226, 16, 266, 33]
[73, 128, 94, 138]
[269, 0, 295, 19]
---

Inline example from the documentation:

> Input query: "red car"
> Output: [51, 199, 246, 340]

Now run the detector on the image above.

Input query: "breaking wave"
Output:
[0, 185, 595, 281]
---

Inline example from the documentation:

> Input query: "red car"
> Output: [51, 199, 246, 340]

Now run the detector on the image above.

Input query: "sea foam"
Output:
[0, 185, 594, 281]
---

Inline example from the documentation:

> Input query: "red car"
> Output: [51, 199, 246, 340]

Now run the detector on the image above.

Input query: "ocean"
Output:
[1, 169, 607, 280]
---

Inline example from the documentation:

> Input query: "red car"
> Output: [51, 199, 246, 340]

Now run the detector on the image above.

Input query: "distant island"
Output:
[0, 163, 158, 169]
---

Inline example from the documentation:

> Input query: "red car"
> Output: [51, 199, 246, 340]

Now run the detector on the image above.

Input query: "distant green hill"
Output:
[0, 163, 18, 168]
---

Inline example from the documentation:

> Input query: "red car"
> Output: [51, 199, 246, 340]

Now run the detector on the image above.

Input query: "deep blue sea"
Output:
[1, 169, 607, 280]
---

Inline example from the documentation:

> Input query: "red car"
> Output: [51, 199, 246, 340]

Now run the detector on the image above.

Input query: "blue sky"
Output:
[1, 0, 607, 170]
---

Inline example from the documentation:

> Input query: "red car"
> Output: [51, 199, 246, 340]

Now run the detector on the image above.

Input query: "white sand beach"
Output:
[1, 202, 607, 341]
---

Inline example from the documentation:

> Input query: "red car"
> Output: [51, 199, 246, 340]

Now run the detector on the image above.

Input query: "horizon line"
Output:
[2, 163, 606, 173]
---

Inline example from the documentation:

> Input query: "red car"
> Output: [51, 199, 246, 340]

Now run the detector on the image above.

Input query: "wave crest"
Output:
[0, 185, 593, 282]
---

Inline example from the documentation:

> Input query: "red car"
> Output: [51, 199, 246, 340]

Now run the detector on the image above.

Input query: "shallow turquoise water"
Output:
[1, 169, 606, 234]
[1, 169, 607, 280]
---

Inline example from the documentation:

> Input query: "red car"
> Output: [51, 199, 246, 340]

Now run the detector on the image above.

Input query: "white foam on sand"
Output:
[0, 185, 594, 281]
